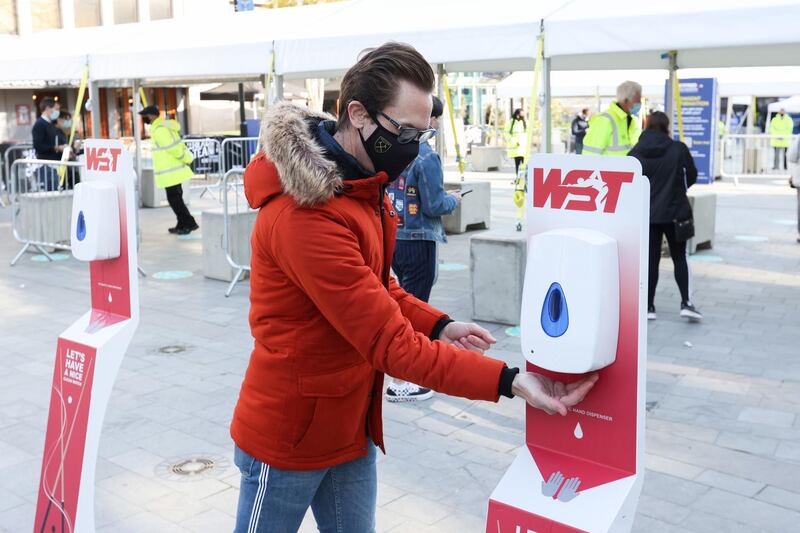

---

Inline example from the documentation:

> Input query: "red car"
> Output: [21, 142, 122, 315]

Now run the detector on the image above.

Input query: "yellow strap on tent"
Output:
[58, 65, 89, 185]
[673, 71, 684, 142]
[522, 30, 545, 169]
[514, 29, 545, 228]
[139, 87, 148, 107]
[441, 70, 464, 180]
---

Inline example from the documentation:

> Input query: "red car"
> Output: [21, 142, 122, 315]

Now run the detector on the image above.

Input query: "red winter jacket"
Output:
[230, 103, 506, 470]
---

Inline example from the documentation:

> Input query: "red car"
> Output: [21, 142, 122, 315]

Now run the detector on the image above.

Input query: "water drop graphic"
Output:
[108, 293, 113, 303]
[574, 422, 583, 439]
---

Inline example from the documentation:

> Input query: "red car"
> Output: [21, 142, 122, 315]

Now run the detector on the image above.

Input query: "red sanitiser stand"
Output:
[487, 154, 649, 533]
[34, 140, 139, 533]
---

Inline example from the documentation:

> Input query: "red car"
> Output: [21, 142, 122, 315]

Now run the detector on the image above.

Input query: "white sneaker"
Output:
[385, 382, 434, 403]
[680, 302, 703, 321]
[647, 306, 657, 321]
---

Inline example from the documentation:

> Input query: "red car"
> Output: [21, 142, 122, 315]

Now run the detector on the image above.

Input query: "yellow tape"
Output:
[522, 31, 545, 168]
[58, 65, 89, 185]
[514, 30, 545, 228]
[441, 70, 464, 179]
[673, 71, 684, 141]
[139, 87, 148, 107]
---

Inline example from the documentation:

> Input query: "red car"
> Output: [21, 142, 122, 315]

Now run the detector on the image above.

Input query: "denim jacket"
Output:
[387, 142, 457, 243]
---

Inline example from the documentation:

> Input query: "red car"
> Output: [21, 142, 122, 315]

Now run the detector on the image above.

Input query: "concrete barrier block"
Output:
[443, 180, 491, 234]
[469, 146, 504, 172]
[202, 204, 257, 282]
[688, 190, 716, 254]
[471, 231, 527, 325]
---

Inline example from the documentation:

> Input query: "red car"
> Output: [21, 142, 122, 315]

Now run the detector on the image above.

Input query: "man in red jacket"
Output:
[231, 42, 598, 533]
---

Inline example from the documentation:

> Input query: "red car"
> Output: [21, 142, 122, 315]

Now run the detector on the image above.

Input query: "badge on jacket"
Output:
[406, 185, 417, 198]
[408, 202, 418, 215]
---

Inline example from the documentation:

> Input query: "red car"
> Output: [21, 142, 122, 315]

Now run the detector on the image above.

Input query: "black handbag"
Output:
[674, 217, 695, 242]
[673, 164, 694, 242]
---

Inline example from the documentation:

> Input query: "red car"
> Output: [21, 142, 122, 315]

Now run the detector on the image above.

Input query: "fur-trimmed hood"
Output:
[246, 102, 341, 209]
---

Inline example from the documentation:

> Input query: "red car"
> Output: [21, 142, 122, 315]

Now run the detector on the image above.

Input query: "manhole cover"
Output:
[159, 344, 187, 355]
[172, 458, 215, 476]
[156, 454, 229, 482]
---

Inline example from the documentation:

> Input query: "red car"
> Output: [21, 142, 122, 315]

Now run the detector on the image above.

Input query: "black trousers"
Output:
[575, 136, 585, 154]
[392, 240, 437, 303]
[648, 223, 691, 308]
[165, 184, 196, 229]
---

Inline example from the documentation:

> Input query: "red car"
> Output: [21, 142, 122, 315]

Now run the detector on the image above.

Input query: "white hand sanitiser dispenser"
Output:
[70, 181, 120, 261]
[521, 228, 620, 373]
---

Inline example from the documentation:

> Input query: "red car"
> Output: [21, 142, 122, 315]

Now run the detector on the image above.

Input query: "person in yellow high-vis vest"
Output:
[769, 108, 794, 170]
[582, 81, 642, 156]
[139, 105, 198, 235]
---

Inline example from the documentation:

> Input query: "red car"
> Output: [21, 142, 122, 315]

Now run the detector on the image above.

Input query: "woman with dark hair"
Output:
[628, 111, 702, 321]
[506, 108, 527, 175]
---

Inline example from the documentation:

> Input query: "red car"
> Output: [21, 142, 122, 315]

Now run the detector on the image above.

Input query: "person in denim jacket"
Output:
[385, 96, 462, 402]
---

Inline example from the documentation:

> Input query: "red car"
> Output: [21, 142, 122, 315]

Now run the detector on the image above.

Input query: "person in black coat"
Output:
[571, 108, 589, 154]
[31, 97, 64, 190]
[628, 111, 702, 321]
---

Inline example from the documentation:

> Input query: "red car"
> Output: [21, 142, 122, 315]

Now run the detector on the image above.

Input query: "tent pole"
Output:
[89, 80, 101, 138]
[542, 56, 551, 153]
[132, 79, 144, 273]
[436, 64, 445, 159]
[132, 79, 143, 187]
[238, 83, 247, 137]
[275, 74, 284, 100]
[666, 51, 678, 129]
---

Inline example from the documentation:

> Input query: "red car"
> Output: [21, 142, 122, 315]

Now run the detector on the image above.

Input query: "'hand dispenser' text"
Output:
[521, 228, 619, 373]
[70, 181, 120, 261]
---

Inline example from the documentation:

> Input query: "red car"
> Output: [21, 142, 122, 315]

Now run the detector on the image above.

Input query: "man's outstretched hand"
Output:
[511, 372, 599, 415]
[439, 321, 497, 354]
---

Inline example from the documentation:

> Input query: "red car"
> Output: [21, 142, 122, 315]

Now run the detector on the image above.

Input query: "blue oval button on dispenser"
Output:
[76, 211, 86, 241]
[541, 282, 569, 337]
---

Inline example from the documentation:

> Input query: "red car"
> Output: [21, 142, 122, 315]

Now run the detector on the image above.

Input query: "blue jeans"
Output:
[233, 444, 377, 533]
[392, 240, 438, 303]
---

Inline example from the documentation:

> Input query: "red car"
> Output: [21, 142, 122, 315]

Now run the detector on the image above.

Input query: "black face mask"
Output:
[358, 120, 419, 182]
[142, 116, 152, 125]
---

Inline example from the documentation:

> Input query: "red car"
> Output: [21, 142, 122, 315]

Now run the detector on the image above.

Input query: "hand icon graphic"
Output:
[557, 477, 581, 502]
[541, 471, 564, 498]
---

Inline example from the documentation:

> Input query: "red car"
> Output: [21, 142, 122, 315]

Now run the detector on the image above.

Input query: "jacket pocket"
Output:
[292, 363, 373, 455]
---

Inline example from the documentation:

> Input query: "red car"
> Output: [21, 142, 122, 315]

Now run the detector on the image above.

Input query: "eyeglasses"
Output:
[374, 111, 437, 144]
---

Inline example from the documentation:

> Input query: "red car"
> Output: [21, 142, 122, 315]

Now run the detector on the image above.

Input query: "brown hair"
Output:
[337, 42, 435, 128]
[645, 111, 670, 135]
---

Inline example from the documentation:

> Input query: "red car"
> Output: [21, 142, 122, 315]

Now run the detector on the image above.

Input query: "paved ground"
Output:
[0, 164, 798, 532]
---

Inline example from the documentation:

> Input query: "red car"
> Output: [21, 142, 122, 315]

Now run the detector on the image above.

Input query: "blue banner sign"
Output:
[665, 78, 718, 184]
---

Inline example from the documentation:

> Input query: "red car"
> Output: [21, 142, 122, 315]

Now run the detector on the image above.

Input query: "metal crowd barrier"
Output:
[8, 158, 84, 266]
[221, 168, 256, 297]
[183, 137, 223, 198]
[2, 143, 36, 207]
[221, 136, 259, 173]
[720, 134, 798, 185]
